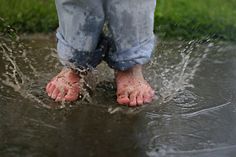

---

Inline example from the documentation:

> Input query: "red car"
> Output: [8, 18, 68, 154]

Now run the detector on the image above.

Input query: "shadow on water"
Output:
[1, 26, 236, 157]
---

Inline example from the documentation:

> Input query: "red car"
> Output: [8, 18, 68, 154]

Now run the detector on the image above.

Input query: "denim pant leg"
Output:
[105, 0, 157, 71]
[55, 0, 105, 69]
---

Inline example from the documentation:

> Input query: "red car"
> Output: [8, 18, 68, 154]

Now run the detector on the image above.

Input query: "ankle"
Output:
[62, 67, 89, 77]
[115, 65, 143, 78]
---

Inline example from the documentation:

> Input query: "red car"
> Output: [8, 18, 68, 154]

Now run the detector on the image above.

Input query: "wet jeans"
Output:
[55, 0, 156, 71]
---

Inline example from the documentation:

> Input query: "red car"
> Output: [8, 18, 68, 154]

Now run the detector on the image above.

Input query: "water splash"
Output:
[0, 20, 93, 109]
[152, 40, 208, 104]
[98, 39, 214, 114]
[0, 34, 51, 108]
[0, 18, 214, 113]
[141, 40, 236, 157]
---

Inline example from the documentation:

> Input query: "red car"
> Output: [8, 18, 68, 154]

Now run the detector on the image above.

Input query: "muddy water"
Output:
[0, 34, 236, 157]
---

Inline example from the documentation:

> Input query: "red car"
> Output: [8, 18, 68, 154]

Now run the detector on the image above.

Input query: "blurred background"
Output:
[0, 0, 236, 41]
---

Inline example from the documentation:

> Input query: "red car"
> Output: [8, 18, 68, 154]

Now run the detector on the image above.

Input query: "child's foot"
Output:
[46, 68, 80, 102]
[116, 65, 155, 106]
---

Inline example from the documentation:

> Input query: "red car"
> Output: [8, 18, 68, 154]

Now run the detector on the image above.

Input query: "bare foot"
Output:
[116, 65, 155, 106]
[46, 68, 80, 102]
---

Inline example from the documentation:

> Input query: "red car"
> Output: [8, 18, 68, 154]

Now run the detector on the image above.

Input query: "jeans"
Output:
[55, 0, 157, 71]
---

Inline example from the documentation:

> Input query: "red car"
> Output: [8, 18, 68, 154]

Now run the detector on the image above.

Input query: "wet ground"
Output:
[0, 34, 236, 157]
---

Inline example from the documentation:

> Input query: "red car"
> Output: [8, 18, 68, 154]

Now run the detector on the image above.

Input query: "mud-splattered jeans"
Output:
[55, 0, 156, 71]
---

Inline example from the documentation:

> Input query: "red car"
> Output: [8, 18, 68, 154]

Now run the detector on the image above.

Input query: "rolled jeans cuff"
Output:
[106, 36, 157, 71]
[56, 32, 103, 70]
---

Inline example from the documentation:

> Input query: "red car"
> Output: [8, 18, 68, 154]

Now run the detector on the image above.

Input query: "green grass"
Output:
[155, 0, 236, 40]
[0, 0, 57, 32]
[0, 0, 236, 40]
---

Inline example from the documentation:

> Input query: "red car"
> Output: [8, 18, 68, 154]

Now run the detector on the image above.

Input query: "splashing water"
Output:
[0, 21, 93, 109]
[0, 34, 51, 108]
[0, 18, 216, 116]
[0, 17, 210, 112]
[1, 18, 236, 157]
[143, 41, 236, 156]
[144, 40, 211, 108]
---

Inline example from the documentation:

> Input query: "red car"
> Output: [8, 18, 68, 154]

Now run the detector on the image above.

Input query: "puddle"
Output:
[1, 30, 236, 157]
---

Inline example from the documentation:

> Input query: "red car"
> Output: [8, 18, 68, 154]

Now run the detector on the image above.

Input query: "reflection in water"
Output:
[1, 27, 236, 157]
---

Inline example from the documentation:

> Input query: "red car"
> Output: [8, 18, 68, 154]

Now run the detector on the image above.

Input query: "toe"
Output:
[64, 87, 79, 101]
[143, 92, 152, 103]
[137, 92, 144, 105]
[48, 84, 56, 97]
[149, 89, 155, 97]
[117, 92, 130, 105]
[129, 91, 138, 106]
[51, 88, 60, 99]
[55, 93, 64, 102]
